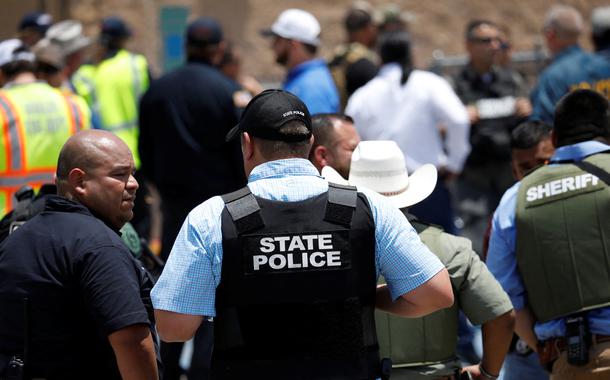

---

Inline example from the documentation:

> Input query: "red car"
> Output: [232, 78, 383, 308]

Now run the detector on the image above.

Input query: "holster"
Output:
[537, 340, 559, 372]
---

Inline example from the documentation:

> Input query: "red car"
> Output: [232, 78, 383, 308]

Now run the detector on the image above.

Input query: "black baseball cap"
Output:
[186, 17, 223, 46]
[225, 89, 312, 142]
[101, 16, 132, 38]
[18, 12, 52, 34]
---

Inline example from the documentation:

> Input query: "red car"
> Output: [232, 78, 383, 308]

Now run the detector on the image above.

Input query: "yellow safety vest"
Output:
[72, 49, 149, 167]
[0, 81, 90, 216]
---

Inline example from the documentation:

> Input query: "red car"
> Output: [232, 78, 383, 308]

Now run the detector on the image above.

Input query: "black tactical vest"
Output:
[213, 184, 380, 380]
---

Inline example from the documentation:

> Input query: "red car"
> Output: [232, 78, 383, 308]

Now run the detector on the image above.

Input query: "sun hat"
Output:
[322, 140, 437, 208]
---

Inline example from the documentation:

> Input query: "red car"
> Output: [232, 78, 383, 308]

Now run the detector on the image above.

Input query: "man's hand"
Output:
[514, 97, 533, 118]
[466, 105, 479, 124]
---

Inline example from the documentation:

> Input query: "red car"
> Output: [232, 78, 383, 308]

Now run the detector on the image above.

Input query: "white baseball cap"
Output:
[0, 39, 35, 67]
[261, 9, 321, 46]
[322, 140, 438, 209]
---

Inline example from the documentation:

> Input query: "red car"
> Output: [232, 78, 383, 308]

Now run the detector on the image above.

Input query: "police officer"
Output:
[328, 1, 379, 109]
[152, 89, 454, 380]
[323, 141, 515, 380]
[451, 19, 531, 254]
[0, 130, 158, 380]
[0, 39, 89, 217]
[72, 16, 149, 167]
[530, 5, 610, 123]
[487, 89, 610, 379]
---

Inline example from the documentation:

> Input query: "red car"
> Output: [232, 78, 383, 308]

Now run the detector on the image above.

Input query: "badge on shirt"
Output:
[241, 230, 351, 275]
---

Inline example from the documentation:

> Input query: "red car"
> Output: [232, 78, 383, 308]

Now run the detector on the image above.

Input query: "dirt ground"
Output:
[67, 0, 610, 82]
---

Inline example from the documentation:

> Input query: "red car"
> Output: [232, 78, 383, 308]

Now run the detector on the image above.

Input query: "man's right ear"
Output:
[68, 168, 86, 196]
[313, 145, 328, 169]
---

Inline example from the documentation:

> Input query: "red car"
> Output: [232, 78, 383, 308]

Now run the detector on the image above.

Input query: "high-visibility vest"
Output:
[0, 81, 90, 217]
[72, 49, 149, 168]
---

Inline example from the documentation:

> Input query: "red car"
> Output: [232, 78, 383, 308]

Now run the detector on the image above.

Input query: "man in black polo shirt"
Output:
[138, 17, 245, 380]
[0, 130, 158, 380]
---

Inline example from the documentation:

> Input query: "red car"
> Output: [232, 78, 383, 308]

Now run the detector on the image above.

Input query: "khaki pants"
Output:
[551, 341, 610, 380]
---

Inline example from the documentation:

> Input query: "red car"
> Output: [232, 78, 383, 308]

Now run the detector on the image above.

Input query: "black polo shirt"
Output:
[0, 196, 154, 380]
[138, 59, 247, 201]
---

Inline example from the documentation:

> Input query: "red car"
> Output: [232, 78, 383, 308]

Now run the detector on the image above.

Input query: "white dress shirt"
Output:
[346, 63, 470, 173]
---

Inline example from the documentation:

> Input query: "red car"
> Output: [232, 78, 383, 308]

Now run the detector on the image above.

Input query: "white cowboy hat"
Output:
[322, 140, 437, 209]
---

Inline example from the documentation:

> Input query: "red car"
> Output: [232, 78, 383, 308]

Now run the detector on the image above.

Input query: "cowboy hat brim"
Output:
[321, 164, 438, 209]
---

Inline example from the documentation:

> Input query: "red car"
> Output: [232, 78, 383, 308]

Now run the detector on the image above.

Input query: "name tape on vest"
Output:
[242, 231, 351, 275]
[526, 173, 600, 202]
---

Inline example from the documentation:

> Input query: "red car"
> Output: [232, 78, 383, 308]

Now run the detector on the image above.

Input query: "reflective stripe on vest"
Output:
[0, 93, 24, 172]
[0, 83, 82, 216]
[73, 50, 148, 167]
[375, 222, 459, 366]
[516, 153, 610, 322]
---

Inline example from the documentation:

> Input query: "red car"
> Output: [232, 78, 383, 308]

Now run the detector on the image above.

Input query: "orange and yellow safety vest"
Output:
[0, 81, 90, 216]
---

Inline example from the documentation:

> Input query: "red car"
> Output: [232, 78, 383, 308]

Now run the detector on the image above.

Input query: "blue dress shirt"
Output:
[152, 158, 444, 317]
[487, 140, 610, 340]
[283, 59, 340, 114]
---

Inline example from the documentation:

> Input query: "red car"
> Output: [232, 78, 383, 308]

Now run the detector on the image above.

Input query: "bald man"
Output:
[0, 130, 158, 380]
[531, 5, 610, 122]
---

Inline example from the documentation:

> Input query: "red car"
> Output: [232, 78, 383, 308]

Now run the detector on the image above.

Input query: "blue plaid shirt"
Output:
[151, 159, 444, 317]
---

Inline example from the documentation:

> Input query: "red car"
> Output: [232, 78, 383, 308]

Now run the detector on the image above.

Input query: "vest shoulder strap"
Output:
[573, 158, 610, 186]
[325, 182, 358, 227]
[221, 187, 264, 235]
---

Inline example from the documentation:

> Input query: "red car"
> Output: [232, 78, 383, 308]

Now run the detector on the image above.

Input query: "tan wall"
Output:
[2, 0, 609, 82]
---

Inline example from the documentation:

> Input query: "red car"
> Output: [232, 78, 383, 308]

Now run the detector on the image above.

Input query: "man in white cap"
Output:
[261, 9, 340, 114]
[323, 141, 515, 380]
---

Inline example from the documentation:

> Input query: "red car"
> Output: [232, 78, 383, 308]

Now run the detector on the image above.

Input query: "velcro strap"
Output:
[221, 187, 264, 235]
[324, 182, 357, 227]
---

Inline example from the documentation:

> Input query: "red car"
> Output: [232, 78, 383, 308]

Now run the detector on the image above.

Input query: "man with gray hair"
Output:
[530, 4, 610, 123]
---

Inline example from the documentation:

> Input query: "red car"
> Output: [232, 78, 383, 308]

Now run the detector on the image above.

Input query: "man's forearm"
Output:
[480, 310, 516, 376]
[109, 324, 158, 380]
[515, 307, 539, 351]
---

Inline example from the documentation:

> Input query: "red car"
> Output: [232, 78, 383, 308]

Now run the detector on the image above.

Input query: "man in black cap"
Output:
[139, 17, 246, 380]
[18, 11, 52, 48]
[152, 89, 454, 379]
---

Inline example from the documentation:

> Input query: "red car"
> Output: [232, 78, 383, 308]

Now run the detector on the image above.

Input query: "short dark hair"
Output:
[345, 9, 372, 33]
[310, 114, 354, 159]
[255, 120, 312, 159]
[465, 19, 497, 40]
[554, 89, 610, 147]
[511, 120, 552, 150]
[1, 60, 35, 78]
[303, 42, 318, 56]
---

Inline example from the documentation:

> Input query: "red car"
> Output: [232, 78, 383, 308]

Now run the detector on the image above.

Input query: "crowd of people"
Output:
[1, 2, 610, 380]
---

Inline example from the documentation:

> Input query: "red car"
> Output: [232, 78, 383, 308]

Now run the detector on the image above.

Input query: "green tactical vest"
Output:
[72, 49, 149, 168]
[516, 153, 610, 322]
[376, 221, 459, 367]
[329, 42, 378, 109]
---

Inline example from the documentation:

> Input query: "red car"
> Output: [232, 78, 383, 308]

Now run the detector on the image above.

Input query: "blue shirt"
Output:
[530, 45, 610, 123]
[487, 140, 610, 340]
[283, 59, 340, 114]
[152, 159, 444, 317]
